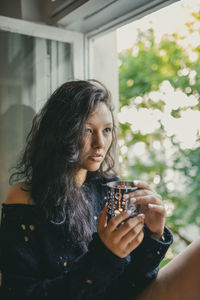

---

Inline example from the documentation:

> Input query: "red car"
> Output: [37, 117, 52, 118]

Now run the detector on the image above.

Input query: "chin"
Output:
[86, 162, 101, 172]
[87, 166, 100, 172]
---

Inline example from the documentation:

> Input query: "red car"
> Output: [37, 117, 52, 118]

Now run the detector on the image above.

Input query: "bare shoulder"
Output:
[5, 182, 35, 205]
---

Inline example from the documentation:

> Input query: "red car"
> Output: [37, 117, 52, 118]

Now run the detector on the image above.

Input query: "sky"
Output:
[117, 0, 200, 53]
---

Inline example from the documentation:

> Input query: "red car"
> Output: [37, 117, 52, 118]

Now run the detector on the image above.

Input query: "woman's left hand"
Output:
[127, 180, 166, 240]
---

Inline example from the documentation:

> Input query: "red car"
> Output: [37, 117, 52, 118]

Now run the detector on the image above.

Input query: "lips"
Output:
[91, 153, 103, 157]
[89, 153, 103, 162]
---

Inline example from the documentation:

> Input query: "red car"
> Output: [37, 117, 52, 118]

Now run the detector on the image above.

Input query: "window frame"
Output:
[0, 15, 84, 80]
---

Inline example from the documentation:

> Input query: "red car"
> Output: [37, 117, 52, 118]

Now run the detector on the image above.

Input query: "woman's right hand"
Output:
[97, 203, 145, 258]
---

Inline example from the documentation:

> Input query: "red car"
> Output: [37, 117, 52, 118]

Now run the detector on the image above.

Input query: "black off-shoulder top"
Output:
[0, 175, 173, 300]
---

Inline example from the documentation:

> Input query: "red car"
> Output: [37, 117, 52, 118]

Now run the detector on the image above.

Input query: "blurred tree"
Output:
[118, 10, 200, 260]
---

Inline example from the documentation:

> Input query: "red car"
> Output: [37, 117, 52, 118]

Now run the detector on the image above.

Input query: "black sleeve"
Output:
[0, 219, 129, 300]
[105, 226, 173, 300]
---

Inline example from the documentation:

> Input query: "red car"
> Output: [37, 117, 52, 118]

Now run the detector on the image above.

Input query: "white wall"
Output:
[89, 31, 119, 171]
[89, 30, 119, 112]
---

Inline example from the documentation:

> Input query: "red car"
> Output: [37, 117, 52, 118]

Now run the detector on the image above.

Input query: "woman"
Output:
[0, 80, 196, 300]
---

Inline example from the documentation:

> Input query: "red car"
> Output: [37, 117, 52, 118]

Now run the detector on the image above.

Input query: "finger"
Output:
[97, 203, 108, 231]
[121, 220, 144, 247]
[114, 214, 145, 239]
[133, 195, 163, 206]
[126, 230, 144, 253]
[126, 190, 147, 199]
[128, 189, 162, 202]
[148, 203, 166, 216]
[106, 211, 132, 232]
[133, 180, 152, 190]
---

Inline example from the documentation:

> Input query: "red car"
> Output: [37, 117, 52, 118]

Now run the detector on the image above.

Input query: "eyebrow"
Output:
[86, 122, 113, 126]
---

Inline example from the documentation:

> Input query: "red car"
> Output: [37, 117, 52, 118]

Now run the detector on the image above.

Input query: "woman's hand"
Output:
[97, 204, 145, 258]
[128, 181, 166, 240]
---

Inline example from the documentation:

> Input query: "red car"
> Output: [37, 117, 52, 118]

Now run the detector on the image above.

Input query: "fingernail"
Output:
[148, 203, 156, 208]
[123, 194, 129, 200]
[130, 197, 136, 203]
[138, 213, 145, 219]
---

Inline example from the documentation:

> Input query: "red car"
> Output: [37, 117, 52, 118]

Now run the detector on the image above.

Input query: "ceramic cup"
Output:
[106, 180, 140, 219]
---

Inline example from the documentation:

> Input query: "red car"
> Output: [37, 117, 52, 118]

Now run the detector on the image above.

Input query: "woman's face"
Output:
[80, 102, 113, 172]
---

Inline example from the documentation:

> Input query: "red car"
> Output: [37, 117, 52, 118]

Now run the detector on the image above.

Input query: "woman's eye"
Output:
[104, 127, 112, 133]
[85, 128, 93, 134]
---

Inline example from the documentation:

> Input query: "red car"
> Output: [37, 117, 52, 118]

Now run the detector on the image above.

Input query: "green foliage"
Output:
[118, 10, 200, 261]
[159, 258, 172, 268]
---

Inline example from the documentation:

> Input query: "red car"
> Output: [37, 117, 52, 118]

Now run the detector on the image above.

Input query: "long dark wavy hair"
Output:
[10, 80, 117, 251]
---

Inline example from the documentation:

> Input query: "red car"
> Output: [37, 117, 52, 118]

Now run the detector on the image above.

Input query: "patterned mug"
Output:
[106, 180, 140, 219]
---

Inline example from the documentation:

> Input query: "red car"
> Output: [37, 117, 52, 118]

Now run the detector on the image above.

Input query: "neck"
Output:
[75, 169, 87, 186]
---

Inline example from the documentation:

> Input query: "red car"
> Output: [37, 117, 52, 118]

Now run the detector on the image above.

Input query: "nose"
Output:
[92, 132, 105, 149]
